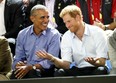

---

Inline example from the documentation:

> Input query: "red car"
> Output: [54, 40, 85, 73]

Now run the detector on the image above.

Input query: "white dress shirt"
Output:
[61, 23, 108, 68]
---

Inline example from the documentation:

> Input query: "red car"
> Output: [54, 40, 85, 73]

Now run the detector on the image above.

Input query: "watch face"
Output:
[33, 66, 36, 70]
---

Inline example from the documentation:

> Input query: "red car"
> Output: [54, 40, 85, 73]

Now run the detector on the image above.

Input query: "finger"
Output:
[85, 57, 93, 62]
[14, 68, 21, 74]
[36, 51, 43, 57]
[17, 61, 24, 66]
[17, 72, 26, 79]
[15, 69, 24, 79]
[95, 18, 100, 22]
[89, 57, 94, 61]
[38, 50, 46, 56]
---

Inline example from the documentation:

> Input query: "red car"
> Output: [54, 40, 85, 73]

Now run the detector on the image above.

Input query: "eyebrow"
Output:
[40, 16, 49, 19]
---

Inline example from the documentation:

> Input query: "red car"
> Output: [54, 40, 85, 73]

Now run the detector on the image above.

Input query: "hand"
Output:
[15, 61, 26, 67]
[36, 50, 53, 60]
[15, 65, 31, 79]
[23, 0, 30, 7]
[93, 18, 105, 30]
[15, 61, 30, 79]
[84, 57, 99, 65]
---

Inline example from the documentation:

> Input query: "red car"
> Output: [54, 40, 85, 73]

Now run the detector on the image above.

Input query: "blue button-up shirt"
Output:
[12, 25, 61, 70]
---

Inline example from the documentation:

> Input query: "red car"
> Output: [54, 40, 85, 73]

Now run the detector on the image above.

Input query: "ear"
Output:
[30, 16, 35, 22]
[75, 15, 79, 21]
[76, 14, 82, 21]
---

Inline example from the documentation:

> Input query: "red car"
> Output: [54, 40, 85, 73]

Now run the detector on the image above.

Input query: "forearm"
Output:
[36, 51, 70, 69]
[50, 56, 70, 69]
[103, 22, 116, 30]
[108, 22, 116, 30]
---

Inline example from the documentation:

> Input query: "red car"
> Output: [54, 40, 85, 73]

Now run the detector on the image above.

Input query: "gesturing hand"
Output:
[36, 50, 53, 60]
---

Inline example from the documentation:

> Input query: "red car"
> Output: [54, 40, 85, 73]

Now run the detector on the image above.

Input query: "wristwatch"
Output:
[32, 65, 36, 70]
[104, 25, 109, 30]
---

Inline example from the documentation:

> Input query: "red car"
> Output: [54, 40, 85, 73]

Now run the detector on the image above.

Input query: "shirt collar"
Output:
[84, 23, 90, 36]
[71, 23, 90, 38]
[30, 25, 47, 36]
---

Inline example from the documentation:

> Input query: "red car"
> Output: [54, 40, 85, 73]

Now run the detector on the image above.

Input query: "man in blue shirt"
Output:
[10, 4, 61, 79]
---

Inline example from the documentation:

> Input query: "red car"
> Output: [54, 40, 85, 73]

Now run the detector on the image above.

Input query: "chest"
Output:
[71, 35, 96, 56]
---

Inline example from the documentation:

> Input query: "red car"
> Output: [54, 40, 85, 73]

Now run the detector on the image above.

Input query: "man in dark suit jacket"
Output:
[102, 0, 113, 25]
[2, 0, 28, 55]
[0, 36, 12, 80]
[54, 0, 76, 34]
[3, 0, 43, 55]
[3, 0, 22, 38]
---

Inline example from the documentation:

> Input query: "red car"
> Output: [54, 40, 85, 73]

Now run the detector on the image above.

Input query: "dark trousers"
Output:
[54, 66, 108, 77]
[10, 67, 55, 79]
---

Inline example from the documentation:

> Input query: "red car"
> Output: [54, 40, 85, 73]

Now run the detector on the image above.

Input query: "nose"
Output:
[65, 23, 70, 28]
[44, 16, 49, 22]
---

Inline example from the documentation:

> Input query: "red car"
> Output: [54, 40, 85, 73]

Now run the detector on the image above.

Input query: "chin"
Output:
[69, 29, 74, 32]
[43, 27, 47, 30]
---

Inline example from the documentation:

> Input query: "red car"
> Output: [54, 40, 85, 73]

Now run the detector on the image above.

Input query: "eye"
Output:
[47, 16, 49, 19]
[40, 16, 49, 19]
[40, 16, 45, 19]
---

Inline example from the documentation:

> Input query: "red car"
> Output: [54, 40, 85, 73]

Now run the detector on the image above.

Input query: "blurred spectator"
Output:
[94, 18, 116, 30]
[109, 28, 116, 74]
[76, 0, 116, 25]
[0, 36, 12, 80]
[1, 0, 25, 55]
[94, 19, 116, 74]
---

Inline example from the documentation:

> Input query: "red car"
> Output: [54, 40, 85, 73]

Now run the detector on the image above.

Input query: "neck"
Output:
[75, 22, 85, 40]
[34, 27, 43, 36]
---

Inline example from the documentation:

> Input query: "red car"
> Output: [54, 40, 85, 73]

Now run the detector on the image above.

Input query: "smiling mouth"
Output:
[42, 23, 48, 27]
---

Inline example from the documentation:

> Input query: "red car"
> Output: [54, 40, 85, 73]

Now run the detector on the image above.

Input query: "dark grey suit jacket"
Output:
[5, 0, 39, 38]
[4, 0, 22, 38]
[4, 0, 26, 38]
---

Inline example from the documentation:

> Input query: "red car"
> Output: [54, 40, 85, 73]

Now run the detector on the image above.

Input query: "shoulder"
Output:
[0, 74, 9, 80]
[85, 24, 107, 41]
[8, 0, 22, 8]
[0, 36, 10, 57]
[86, 24, 105, 35]
[62, 30, 72, 38]
[18, 26, 32, 35]
[8, 0, 22, 11]
[46, 28, 61, 36]
[10, 0, 22, 4]
[17, 26, 32, 41]
[0, 36, 7, 45]
[61, 30, 74, 42]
